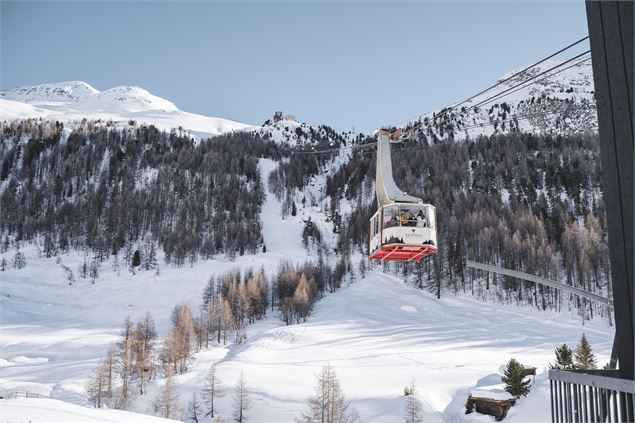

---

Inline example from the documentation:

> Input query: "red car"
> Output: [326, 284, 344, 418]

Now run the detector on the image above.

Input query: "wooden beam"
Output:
[586, 0, 634, 381]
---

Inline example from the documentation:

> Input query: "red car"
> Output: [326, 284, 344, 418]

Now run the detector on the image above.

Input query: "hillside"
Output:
[399, 59, 596, 142]
[0, 158, 614, 420]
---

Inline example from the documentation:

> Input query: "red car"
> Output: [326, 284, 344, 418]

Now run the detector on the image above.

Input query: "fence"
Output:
[4, 391, 50, 399]
[550, 369, 635, 422]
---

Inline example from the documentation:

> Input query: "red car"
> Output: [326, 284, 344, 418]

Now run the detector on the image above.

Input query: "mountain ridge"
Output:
[398, 58, 596, 142]
[0, 81, 251, 138]
[1, 58, 597, 142]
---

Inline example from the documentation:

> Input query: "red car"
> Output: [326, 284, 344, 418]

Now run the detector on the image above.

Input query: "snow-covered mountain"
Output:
[2, 80, 99, 102]
[401, 59, 597, 142]
[0, 81, 252, 138]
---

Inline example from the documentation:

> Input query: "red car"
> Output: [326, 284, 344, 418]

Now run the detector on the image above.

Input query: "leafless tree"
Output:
[232, 372, 249, 423]
[298, 364, 360, 423]
[154, 368, 180, 419]
[201, 364, 225, 418]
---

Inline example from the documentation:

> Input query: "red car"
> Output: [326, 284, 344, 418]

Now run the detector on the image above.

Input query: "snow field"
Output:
[0, 155, 614, 422]
[1, 398, 181, 423]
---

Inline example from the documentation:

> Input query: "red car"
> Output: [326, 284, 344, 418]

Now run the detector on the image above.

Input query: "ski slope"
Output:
[0, 157, 614, 422]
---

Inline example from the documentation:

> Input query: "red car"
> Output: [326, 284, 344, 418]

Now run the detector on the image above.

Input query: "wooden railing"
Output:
[550, 369, 635, 422]
[5, 391, 50, 399]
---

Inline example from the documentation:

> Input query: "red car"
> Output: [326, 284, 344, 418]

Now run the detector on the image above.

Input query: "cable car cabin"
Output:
[369, 129, 438, 263]
[369, 203, 437, 262]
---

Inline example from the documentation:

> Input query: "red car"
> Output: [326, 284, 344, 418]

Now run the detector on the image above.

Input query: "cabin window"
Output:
[383, 205, 399, 228]
[398, 205, 433, 228]
[426, 206, 435, 229]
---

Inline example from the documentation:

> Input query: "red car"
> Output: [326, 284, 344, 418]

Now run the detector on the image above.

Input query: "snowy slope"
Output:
[0, 155, 614, 422]
[0, 250, 614, 422]
[0, 81, 252, 138]
[0, 398, 180, 423]
[1, 81, 99, 102]
[403, 59, 597, 141]
[0, 99, 49, 120]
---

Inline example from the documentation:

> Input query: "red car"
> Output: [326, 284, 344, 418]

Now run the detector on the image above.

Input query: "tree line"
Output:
[0, 119, 284, 266]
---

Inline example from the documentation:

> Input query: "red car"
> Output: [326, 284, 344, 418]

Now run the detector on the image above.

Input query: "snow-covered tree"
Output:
[61, 264, 75, 286]
[358, 258, 366, 279]
[89, 259, 99, 284]
[404, 382, 424, 423]
[13, 250, 26, 269]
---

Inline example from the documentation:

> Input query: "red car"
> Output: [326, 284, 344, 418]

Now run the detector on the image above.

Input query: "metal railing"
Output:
[550, 369, 635, 422]
[465, 260, 612, 306]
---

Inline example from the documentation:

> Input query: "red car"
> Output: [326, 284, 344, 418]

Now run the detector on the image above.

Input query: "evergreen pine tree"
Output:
[574, 334, 597, 369]
[501, 358, 531, 398]
[132, 250, 141, 268]
[549, 344, 574, 370]
[465, 396, 474, 414]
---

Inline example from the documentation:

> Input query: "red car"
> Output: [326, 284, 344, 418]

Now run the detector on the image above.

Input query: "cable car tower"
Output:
[368, 129, 437, 263]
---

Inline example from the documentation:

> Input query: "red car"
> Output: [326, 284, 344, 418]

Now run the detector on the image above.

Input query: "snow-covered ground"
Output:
[0, 157, 614, 422]
[1, 398, 180, 423]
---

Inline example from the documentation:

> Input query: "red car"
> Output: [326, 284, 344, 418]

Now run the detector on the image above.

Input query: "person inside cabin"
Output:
[390, 215, 399, 227]
[416, 210, 425, 227]
[407, 212, 415, 226]
[400, 212, 408, 226]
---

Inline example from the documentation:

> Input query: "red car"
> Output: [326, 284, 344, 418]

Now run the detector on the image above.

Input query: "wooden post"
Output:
[586, 0, 634, 381]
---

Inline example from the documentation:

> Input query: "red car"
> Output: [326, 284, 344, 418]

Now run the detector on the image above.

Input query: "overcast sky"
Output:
[1, 1, 589, 133]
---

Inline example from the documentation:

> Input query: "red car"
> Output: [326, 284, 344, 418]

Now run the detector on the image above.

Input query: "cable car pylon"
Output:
[368, 129, 438, 263]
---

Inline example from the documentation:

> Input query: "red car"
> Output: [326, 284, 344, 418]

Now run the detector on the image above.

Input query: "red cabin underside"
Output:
[369, 244, 437, 263]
